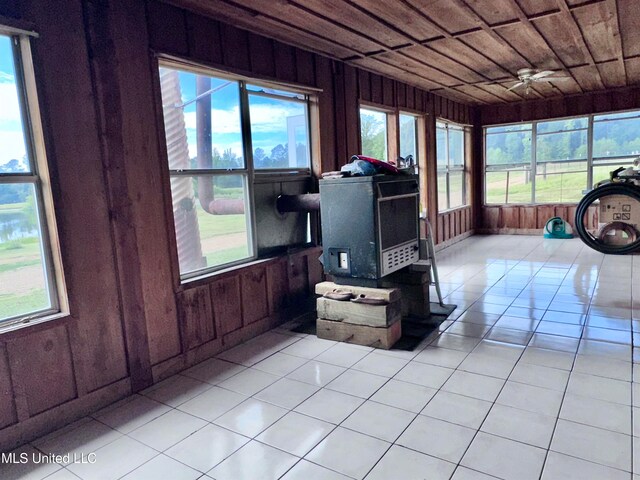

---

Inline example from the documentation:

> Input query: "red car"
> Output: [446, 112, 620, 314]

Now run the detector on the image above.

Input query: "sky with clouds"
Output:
[0, 35, 28, 170]
[175, 70, 308, 162]
[0, 47, 309, 171]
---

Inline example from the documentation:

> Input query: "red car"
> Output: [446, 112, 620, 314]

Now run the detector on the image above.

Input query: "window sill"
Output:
[0, 311, 70, 337]
[437, 205, 470, 215]
[177, 244, 320, 292]
[483, 202, 580, 207]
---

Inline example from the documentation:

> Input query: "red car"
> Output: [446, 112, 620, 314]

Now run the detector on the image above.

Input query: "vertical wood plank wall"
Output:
[0, 0, 474, 449]
[476, 86, 640, 232]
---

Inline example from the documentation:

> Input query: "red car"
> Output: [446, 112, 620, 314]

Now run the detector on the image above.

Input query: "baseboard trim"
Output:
[435, 230, 475, 251]
[151, 297, 316, 382]
[476, 228, 542, 235]
[0, 378, 131, 452]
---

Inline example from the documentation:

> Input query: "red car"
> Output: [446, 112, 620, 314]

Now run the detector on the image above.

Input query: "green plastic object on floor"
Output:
[544, 216, 574, 239]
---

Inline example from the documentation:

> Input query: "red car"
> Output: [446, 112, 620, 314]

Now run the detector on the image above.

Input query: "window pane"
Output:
[536, 130, 588, 162]
[486, 124, 532, 134]
[449, 128, 464, 166]
[249, 93, 309, 169]
[594, 111, 640, 121]
[436, 127, 446, 166]
[486, 131, 532, 165]
[159, 67, 244, 171]
[170, 174, 251, 275]
[593, 116, 640, 158]
[0, 35, 29, 173]
[399, 114, 417, 161]
[592, 162, 636, 186]
[360, 108, 387, 161]
[485, 171, 507, 204]
[437, 171, 448, 211]
[246, 84, 304, 100]
[535, 161, 587, 203]
[0, 184, 51, 321]
[449, 171, 464, 209]
[486, 168, 532, 204]
[537, 117, 588, 134]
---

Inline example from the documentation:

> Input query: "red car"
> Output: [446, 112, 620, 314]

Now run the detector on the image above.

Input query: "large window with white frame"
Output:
[0, 32, 66, 329]
[158, 61, 312, 280]
[437, 120, 467, 212]
[485, 110, 640, 205]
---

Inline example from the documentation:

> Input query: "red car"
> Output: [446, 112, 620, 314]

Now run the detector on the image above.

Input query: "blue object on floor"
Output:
[544, 216, 574, 239]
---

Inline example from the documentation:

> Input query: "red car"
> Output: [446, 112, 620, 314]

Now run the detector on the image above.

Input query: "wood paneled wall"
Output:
[475, 86, 640, 233]
[481, 205, 599, 234]
[0, 0, 474, 449]
[480, 86, 640, 126]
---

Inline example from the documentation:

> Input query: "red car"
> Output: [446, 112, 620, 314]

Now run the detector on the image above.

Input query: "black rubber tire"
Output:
[575, 183, 640, 255]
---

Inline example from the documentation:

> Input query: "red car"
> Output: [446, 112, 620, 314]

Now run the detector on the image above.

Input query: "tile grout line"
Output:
[448, 240, 576, 478]
[536, 243, 603, 480]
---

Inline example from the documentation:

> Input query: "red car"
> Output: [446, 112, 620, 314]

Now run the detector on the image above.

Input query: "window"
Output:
[592, 111, 640, 184]
[0, 33, 65, 329]
[360, 107, 388, 161]
[485, 124, 532, 204]
[437, 121, 467, 212]
[484, 110, 640, 204]
[158, 62, 312, 279]
[399, 113, 418, 161]
[535, 118, 588, 203]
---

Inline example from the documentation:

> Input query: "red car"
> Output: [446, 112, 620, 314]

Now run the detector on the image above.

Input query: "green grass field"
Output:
[0, 236, 48, 320]
[486, 164, 628, 204]
[196, 210, 247, 237]
[196, 210, 250, 268]
[0, 289, 48, 320]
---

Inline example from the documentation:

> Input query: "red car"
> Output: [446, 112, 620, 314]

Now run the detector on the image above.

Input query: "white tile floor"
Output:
[4, 234, 640, 480]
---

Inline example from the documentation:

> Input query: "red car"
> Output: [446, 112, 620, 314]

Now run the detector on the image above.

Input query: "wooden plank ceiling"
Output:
[167, 0, 640, 105]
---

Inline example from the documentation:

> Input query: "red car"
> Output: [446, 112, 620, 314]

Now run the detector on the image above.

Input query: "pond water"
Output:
[0, 211, 37, 243]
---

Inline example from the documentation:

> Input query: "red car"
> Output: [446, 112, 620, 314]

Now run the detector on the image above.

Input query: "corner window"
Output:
[158, 62, 312, 280]
[436, 121, 467, 212]
[0, 33, 66, 329]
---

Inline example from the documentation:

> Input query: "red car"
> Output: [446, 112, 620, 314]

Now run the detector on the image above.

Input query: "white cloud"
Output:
[0, 131, 26, 165]
[182, 103, 303, 135]
[173, 101, 307, 160]
[0, 83, 27, 166]
[0, 72, 14, 82]
[248, 104, 304, 133]
[0, 83, 21, 122]
[183, 106, 242, 134]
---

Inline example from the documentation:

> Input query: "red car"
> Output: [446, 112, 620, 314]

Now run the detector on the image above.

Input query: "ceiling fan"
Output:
[507, 68, 568, 94]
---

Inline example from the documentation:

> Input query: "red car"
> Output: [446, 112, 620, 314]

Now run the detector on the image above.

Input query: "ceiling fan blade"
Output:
[530, 70, 555, 80]
[542, 76, 570, 81]
[506, 82, 525, 92]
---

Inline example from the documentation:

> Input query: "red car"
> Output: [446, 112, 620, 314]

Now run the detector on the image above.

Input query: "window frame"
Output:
[0, 31, 67, 332]
[484, 108, 640, 206]
[157, 58, 316, 282]
[436, 119, 468, 213]
[359, 103, 397, 163]
[398, 111, 420, 165]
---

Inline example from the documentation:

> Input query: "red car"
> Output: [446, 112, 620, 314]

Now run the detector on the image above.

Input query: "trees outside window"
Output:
[360, 108, 388, 161]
